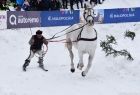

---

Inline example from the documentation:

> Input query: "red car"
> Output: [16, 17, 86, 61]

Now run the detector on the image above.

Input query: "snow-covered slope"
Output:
[0, 0, 140, 95]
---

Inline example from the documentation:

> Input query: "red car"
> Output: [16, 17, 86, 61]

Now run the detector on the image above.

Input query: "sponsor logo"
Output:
[17, 16, 39, 24]
[110, 13, 135, 18]
[9, 14, 40, 26]
[48, 16, 74, 21]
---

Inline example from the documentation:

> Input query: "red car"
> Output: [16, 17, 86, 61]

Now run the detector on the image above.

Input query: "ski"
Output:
[22, 66, 48, 72]
[39, 66, 48, 72]
[23, 67, 26, 71]
[23, 66, 27, 72]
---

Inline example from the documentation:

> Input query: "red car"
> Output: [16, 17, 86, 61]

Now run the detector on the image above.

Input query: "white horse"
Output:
[66, 8, 97, 76]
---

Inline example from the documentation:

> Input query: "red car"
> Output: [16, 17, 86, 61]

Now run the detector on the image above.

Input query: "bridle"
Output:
[83, 8, 95, 24]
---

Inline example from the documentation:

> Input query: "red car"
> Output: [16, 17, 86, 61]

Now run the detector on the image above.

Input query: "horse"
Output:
[65, 7, 97, 77]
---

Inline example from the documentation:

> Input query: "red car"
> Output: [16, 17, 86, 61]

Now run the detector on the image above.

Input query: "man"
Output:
[16, 0, 24, 7]
[75, 0, 83, 9]
[69, 0, 74, 10]
[90, 0, 97, 6]
[50, 0, 61, 10]
[62, 0, 68, 9]
[23, 30, 48, 71]
[22, 0, 30, 11]
[0, 0, 9, 10]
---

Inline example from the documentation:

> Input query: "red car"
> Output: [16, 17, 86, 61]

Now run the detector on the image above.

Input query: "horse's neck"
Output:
[85, 25, 93, 32]
[81, 25, 96, 38]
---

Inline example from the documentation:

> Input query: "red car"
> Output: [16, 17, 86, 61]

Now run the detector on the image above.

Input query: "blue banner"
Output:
[104, 7, 140, 23]
[7, 10, 80, 29]
[41, 10, 80, 27]
[6, 7, 140, 29]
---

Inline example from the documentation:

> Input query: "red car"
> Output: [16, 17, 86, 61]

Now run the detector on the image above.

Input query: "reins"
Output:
[47, 24, 97, 43]
[48, 25, 73, 40]
[46, 23, 88, 41]
[34, 45, 48, 58]
[48, 38, 77, 43]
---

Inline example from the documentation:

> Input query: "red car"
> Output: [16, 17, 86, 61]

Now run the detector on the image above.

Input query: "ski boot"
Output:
[23, 59, 30, 71]
[38, 58, 48, 71]
[38, 58, 44, 67]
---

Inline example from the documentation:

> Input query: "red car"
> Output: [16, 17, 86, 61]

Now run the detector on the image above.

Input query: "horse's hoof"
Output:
[81, 71, 86, 77]
[71, 68, 75, 73]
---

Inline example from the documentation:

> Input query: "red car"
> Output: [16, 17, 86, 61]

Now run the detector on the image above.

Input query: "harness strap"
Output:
[77, 27, 84, 41]
[77, 28, 97, 41]
[78, 37, 97, 41]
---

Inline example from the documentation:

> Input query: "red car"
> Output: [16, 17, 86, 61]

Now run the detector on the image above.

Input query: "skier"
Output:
[23, 30, 48, 71]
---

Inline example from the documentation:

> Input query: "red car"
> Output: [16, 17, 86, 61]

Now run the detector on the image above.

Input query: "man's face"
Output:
[37, 34, 42, 38]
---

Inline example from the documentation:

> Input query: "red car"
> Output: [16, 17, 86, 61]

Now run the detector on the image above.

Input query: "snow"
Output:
[0, 0, 140, 95]
[94, 0, 140, 9]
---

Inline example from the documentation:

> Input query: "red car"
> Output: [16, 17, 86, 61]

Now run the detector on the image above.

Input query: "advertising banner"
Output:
[41, 10, 80, 27]
[7, 11, 41, 29]
[104, 7, 140, 23]
[6, 7, 140, 29]
[0, 11, 7, 29]
[94, 9, 104, 24]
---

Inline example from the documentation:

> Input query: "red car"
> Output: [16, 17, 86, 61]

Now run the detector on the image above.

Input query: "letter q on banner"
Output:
[9, 15, 17, 25]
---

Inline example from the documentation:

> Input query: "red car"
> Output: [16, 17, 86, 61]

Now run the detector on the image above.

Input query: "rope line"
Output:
[47, 23, 88, 40]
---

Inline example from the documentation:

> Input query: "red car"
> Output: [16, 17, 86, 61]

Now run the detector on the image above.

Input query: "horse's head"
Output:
[83, 8, 95, 26]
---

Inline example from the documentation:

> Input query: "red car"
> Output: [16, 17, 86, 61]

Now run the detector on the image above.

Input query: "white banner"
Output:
[0, 11, 7, 29]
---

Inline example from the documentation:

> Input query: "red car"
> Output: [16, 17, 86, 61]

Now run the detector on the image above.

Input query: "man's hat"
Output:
[36, 30, 42, 34]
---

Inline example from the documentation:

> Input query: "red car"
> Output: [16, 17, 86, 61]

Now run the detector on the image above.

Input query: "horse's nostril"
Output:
[92, 20, 94, 23]
[89, 20, 92, 23]
[90, 20, 92, 23]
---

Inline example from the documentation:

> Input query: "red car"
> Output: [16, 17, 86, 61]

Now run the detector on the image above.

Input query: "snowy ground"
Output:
[0, 22, 140, 95]
[0, 0, 140, 95]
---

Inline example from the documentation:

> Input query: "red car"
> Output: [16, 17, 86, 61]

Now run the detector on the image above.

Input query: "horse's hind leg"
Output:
[82, 54, 94, 76]
[77, 51, 84, 70]
[66, 39, 75, 73]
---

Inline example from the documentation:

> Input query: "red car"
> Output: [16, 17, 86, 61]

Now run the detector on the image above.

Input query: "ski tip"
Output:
[44, 69, 48, 71]
[23, 68, 26, 72]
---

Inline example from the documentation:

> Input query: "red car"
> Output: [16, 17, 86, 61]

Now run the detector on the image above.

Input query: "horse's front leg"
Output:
[66, 40, 75, 73]
[82, 54, 94, 76]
